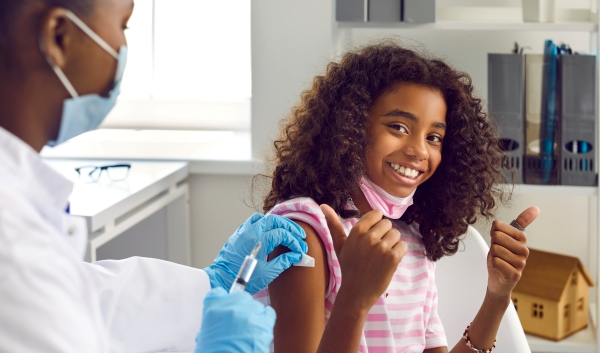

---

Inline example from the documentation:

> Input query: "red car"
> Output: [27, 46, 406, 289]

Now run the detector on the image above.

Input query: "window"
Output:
[102, 0, 251, 131]
[578, 298, 585, 311]
[532, 303, 544, 318]
[571, 272, 578, 285]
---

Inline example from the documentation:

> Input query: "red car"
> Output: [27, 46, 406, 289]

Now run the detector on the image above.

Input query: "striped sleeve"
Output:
[424, 263, 448, 349]
[268, 198, 339, 297]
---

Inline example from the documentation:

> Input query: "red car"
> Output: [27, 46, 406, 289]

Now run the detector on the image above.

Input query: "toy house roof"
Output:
[513, 248, 594, 301]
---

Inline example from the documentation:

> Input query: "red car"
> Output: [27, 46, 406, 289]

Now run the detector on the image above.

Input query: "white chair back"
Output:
[435, 226, 531, 353]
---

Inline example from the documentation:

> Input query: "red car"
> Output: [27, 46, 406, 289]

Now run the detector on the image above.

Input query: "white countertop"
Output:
[44, 159, 189, 232]
[41, 129, 263, 175]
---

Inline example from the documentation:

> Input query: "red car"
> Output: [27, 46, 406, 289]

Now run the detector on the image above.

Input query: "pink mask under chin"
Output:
[358, 177, 415, 219]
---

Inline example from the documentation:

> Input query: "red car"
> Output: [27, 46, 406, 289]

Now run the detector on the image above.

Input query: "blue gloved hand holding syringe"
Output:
[196, 213, 307, 353]
[204, 213, 308, 295]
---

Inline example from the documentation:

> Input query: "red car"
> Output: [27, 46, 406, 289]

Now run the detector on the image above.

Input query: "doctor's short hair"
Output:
[259, 40, 509, 262]
[0, 0, 95, 69]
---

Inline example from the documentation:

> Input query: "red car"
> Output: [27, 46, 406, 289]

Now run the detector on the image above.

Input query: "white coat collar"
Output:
[0, 127, 73, 215]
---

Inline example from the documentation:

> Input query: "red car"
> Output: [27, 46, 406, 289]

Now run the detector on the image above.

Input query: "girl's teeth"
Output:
[389, 163, 419, 179]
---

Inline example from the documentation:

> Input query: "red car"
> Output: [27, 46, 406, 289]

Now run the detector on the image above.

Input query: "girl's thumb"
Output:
[320, 204, 347, 257]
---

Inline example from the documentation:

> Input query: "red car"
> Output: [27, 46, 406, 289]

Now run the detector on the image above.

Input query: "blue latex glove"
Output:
[195, 288, 275, 353]
[204, 213, 307, 295]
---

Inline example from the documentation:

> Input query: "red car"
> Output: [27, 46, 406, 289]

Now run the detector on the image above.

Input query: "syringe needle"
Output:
[250, 242, 261, 257]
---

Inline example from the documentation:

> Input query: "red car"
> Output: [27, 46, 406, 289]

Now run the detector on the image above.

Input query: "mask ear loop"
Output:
[39, 9, 121, 99]
[64, 10, 119, 60]
[38, 31, 80, 98]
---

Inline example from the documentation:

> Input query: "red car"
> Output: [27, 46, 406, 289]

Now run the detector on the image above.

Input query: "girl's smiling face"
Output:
[365, 83, 447, 198]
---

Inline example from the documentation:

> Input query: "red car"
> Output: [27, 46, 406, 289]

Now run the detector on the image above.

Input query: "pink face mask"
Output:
[358, 176, 415, 219]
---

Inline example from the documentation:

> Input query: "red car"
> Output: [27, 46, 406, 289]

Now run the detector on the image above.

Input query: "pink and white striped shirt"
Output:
[255, 197, 447, 353]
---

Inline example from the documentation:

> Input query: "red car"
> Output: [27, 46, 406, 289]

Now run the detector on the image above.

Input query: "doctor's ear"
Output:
[38, 8, 78, 68]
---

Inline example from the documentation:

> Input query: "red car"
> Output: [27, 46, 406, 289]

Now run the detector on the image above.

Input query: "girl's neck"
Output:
[349, 191, 373, 216]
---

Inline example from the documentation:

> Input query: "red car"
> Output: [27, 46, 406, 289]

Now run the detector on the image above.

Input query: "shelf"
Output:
[507, 184, 598, 196]
[526, 324, 596, 353]
[337, 21, 598, 32]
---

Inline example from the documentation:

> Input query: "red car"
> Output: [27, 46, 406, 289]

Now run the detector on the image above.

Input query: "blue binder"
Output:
[540, 40, 558, 183]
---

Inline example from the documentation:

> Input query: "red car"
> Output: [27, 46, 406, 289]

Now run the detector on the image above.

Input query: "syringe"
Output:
[229, 242, 261, 293]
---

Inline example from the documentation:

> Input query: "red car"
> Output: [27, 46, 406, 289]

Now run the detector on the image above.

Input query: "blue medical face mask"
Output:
[44, 10, 128, 147]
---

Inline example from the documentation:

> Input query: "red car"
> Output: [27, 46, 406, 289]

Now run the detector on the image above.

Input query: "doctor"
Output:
[0, 0, 306, 351]
[0, 0, 410, 352]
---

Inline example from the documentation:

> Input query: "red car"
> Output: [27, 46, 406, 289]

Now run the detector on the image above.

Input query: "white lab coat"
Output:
[0, 127, 212, 353]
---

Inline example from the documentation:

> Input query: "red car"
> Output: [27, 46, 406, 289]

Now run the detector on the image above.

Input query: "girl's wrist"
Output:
[335, 286, 372, 317]
[485, 288, 512, 309]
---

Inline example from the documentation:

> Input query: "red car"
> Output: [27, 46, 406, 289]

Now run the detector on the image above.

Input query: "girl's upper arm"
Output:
[268, 220, 330, 353]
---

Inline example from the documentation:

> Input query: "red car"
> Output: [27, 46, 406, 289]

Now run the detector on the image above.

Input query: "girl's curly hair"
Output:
[259, 42, 509, 261]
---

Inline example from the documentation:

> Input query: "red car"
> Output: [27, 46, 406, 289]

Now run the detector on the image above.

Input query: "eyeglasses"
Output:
[75, 164, 131, 183]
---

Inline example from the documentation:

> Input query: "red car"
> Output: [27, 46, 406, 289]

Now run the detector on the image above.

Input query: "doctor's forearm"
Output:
[316, 289, 368, 353]
[448, 289, 510, 353]
[88, 258, 210, 352]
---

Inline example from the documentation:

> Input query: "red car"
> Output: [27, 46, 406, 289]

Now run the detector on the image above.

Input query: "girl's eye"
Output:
[428, 135, 443, 143]
[389, 124, 408, 133]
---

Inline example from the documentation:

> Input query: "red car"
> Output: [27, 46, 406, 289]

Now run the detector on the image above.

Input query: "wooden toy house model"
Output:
[511, 248, 594, 341]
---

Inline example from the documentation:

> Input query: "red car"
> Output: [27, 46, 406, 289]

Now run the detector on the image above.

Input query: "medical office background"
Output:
[42, 0, 599, 348]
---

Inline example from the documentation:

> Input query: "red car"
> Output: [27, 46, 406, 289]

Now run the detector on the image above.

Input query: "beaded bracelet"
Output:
[462, 323, 496, 353]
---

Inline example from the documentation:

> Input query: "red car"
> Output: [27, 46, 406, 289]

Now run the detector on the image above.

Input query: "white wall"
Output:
[251, 0, 336, 159]
[188, 174, 257, 268]
[190, 0, 598, 283]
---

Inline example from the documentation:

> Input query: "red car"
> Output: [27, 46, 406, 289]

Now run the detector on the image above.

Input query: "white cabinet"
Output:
[44, 160, 192, 266]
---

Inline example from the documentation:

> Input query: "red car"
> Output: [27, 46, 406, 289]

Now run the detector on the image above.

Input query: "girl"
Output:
[255, 42, 536, 353]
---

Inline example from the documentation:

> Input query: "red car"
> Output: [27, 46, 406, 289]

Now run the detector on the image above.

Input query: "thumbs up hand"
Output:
[320, 204, 407, 311]
[487, 206, 540, 300]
